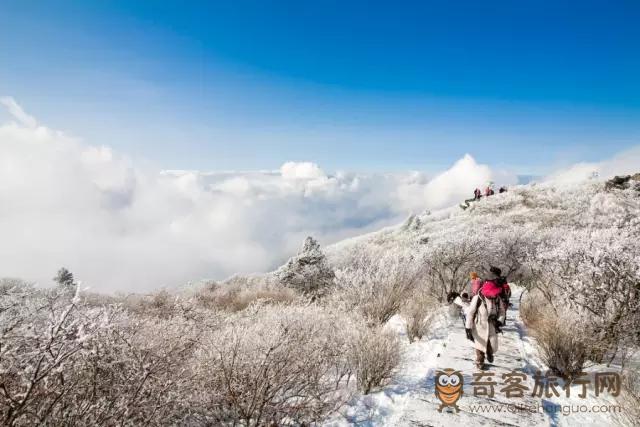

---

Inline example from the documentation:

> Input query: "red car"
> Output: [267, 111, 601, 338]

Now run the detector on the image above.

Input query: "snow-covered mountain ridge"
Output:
[3, 173, 638, 426]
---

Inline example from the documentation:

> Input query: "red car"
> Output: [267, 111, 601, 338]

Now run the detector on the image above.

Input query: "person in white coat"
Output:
[464, 280, 506, 370]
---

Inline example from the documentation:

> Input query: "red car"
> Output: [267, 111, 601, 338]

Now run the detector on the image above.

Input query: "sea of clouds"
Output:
[1, 97, 638, 292]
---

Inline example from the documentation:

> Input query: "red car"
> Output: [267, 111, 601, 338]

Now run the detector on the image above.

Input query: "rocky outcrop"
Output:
[605, 173, 640, 191]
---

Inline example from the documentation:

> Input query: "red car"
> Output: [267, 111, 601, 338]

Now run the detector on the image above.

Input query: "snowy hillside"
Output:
[324, 175, 639, 277]
[278, 173, 640, 426]
[2, 173, 639, 426]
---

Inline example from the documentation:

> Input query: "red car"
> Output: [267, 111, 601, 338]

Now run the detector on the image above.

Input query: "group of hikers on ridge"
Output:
[446, 267, 512, 370]
[460, 183, 507, 210]
[474, 184, 507, 199]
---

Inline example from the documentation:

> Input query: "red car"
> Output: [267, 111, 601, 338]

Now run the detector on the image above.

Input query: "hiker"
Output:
[488, 266, 511, 311]
[461, 189, 482, 210]
[447, 291, 470, 325]
[500, 278, 512, 309]
[465, 268, 507, 370]
[469, 272, 483, 295]
[499, 186, 507, 194]
[485, 186, 494, 197]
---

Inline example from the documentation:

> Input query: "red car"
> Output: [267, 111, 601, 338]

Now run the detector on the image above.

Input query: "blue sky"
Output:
[1, 0, 639, 174]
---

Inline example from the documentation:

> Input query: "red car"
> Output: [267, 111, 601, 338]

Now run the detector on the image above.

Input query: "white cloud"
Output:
[0, 98, 523, 292]
[395, 154, 510, 212]
[280, 161, 326, 180]
[545, 145, 640, 185]
[0, 96, 38, 128]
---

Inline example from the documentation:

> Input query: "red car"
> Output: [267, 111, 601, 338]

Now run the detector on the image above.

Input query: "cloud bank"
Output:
[0, 97, 577, 292]
[545, 146, 640, 185]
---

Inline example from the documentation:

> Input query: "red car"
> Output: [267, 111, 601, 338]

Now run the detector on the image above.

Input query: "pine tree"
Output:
[54, 267, 75, 289]
[275, 236, 335, 296]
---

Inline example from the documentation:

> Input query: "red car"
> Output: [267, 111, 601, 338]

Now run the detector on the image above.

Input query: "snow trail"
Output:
[330, 287, 627, 426]
[395, 288, 549, 426]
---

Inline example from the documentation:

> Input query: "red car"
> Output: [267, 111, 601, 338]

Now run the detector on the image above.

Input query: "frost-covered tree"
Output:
[333, 246, 425, 325]
[422, 235, 483, 300]
[529, 228, 640, 363]
[54, 267, 75, 289]
[275, 236, 335, 295]
[193, 304, 360, 424]
[1, 280, 375, 426]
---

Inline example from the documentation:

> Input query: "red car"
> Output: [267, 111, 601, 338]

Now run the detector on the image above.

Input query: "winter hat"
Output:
[470, 272, 478, 279]
[489, 266, 502, 278]
[446, 291, 459, 304]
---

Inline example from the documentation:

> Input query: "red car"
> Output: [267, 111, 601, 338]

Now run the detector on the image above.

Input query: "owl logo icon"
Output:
[434, 368, 464, 412]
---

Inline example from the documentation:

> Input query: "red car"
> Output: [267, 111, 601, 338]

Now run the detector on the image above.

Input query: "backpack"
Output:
[473, 280, 506, 329]
[472, 291, 500, 325]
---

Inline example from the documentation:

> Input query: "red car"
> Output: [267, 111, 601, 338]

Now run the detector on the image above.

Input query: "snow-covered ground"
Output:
[326, 287, 627, 427]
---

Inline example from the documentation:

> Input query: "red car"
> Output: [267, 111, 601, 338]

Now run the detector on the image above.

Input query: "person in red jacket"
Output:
[485, 266, 511, 311]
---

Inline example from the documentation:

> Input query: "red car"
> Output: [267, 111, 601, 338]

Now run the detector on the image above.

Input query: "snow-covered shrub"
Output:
[618, 368, 640, 426]
[275, 236, 336, 296]
[519, 289, 552, 329]
[530, 229, 640, 363]
[65, 312, 201, 425]
[191, 304, 355, 425]
[117, 288, 185, 319]
[79, 290, 122, 307]
[349, 326, 401, 394]
[588, 189, 640, 229]
[195, 277, 298, 312]
[0, 281, 202, 426]
[333, 248, 424, 325]
[401, 289, 437, 343]
[0, 282, 92, 425]
[534, 316, 589, 379]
